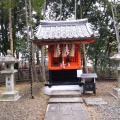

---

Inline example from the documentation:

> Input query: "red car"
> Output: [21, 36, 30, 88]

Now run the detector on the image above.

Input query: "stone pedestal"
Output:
[111, 67, 120, 98]
[0, 70, 21, 101]
[110, 53, 120, 99]
[1, 70, 18, 91]
[0, 91, 21, 101]
[111, 87, 120, 99]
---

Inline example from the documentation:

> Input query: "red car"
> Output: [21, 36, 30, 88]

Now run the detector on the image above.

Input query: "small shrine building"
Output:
[33, 18, 95, 87]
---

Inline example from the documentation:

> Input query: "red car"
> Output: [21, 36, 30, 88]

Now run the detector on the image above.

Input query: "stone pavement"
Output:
[50, 90, 82, 96]
[44, 103, 89, 120]
[84, 97, 107, 105]
[44, 90, 89, 120]
[49, 90, 83, 103]
[44, 90, 107, 120]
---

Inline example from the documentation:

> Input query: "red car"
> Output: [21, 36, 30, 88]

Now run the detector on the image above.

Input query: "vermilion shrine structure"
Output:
[33, 18, 96, 94]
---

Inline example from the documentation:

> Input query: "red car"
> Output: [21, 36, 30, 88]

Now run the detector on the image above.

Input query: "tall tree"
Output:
[0, 2, 8, 55]
[9, 0, 13, 55]
[33, 0, 47, 82]
[0, 0, 28, 55]
[86, 0, 116, 74]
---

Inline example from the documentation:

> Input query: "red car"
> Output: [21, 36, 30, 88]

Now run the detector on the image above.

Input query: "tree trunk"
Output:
[94, 57, 98, 73]
[83, 44, 88, 73]
[39, 60, 43, 81]
[28, 0, 38, 82]
[41, 46, 46, 82]
[9, 7, 13, 55]
[80, 0, 88, 73]
[36, 46, 40, 65]
[40, 0, 47, 82]
[1, 5, 7, 55]
[32, 44, 38, 82]
[13, 7, 17, 53]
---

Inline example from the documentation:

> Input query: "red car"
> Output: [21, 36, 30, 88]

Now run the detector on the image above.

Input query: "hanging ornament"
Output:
[53, 45, 59, 57]
[57, 44, 61, 56]
[62, 57, 65, 68]
[62, 45, 67, 57]
[69, 44, 75, 57]
[66, 44, 69, 55]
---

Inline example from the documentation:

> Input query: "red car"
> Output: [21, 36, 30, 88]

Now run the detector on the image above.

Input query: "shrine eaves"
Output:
[33, 18, 95, 45]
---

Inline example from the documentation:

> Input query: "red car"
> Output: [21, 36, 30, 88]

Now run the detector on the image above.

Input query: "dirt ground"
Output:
[0, 80, 119, 120]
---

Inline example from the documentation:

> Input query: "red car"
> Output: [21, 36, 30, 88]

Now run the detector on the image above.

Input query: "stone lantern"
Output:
[0, 50, 21, 101]
[110, 0, 120, 98]
[110, 52, 120, 98]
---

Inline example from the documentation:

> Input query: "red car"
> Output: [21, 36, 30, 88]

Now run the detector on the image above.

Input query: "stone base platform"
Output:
[111, 87, 120, 99]
[44, 85, 83, 95]
[0, 90, 21, 101]
[51, 90, 81, 96]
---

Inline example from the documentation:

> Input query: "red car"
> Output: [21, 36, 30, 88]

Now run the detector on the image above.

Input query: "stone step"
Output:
[51, 90, 81, 97]
[49, 97, 83, 103]
[84, 98, 107, 105]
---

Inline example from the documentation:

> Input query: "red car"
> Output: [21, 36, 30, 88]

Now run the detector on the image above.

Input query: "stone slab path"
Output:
[49, 90, 83, 103]
[44, 103, 89, 120]
[49, 97, 83, 103]
[51, 90, 81, 96]
[84, 97, 107, 105]
[45, 90, 89, 120]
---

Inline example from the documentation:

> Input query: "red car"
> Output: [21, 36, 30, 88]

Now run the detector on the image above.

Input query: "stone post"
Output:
[117, 67, 120, 88]
[110, 53, 120, 98]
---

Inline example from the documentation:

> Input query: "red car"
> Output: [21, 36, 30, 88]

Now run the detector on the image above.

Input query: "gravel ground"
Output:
[83, 81, 120, 120]
[0, 81, 119, 120]
[0, 82, 49, 120]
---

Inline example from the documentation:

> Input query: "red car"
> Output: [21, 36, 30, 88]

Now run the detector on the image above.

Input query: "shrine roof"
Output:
[33, 18, 95, 44]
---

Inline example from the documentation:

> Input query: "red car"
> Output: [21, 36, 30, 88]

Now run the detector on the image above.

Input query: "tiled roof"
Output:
[34, 19, 94, 41]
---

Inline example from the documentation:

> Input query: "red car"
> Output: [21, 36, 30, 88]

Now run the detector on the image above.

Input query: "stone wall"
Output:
[0, 67, 49, 83]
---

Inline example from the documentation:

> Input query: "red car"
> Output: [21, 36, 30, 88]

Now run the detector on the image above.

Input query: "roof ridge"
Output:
[40, 18, 88, 26]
